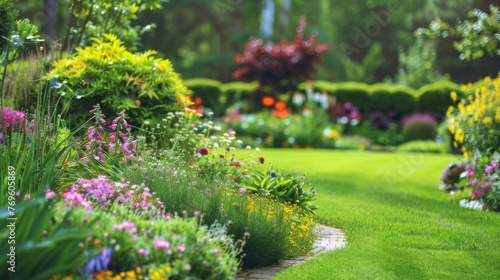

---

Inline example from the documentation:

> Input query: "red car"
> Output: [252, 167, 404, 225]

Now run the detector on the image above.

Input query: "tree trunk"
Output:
[279, 0, 290, 39]
[44, 0, 57, 39]
[260, 0, 275, 39]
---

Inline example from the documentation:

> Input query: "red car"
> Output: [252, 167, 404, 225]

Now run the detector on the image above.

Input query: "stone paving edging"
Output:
[236, 224, 347, 280]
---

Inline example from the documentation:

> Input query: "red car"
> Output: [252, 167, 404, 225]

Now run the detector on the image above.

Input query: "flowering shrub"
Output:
[401, 113, 437, 142]
[440, 152, 500, 212]
[447, 75, 500, 157]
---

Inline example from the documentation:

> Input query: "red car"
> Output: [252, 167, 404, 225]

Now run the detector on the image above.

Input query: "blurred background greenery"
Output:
[13, 0, 500, 85]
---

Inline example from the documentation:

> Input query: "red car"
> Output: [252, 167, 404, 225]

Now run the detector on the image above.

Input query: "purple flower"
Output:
[471, 189, 482, 200]
[258, 157, 265, 164]
[84, 247, 113, 275]
[492, 159, 499, 170]
[483, 182, 491, 191]
[467, 169, 474, 179]
[138, 249, 149, 256]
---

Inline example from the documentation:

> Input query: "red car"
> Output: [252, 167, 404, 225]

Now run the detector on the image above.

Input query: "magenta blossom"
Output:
[471, 189, 482, 200]
[232, 159, 241, 168]
[483, 182, 491, 191]
[470, 179, 478, 187]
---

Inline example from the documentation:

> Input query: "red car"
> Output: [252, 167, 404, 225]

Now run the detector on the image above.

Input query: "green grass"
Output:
[257, 149, 500, 280]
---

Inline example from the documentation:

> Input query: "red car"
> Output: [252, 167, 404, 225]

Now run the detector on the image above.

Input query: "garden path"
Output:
[236, 224, 346, 280]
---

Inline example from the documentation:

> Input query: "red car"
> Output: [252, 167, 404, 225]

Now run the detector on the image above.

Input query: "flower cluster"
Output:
[447, 75, 500, 157]
[67, 176, 165, 212]
[85, 105, 138, 162]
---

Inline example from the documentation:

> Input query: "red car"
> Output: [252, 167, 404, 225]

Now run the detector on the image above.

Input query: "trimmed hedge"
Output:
[221, 81, 259, 112]
[416, 81, 463, 114]
[369, 84, 418, 116]
[183, 78, 223, 115]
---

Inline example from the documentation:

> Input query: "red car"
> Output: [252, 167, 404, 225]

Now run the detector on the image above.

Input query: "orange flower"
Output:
[246, 204, 253, 211]
[271, 108, 291, 118]
[274, 101, 287, 110]
[261, 96, 275, 107]
[194, 96, 203, 106]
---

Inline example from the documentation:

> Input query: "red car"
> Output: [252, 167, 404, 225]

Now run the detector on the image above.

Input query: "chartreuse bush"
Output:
[257, 149, 500, 280]
[183, 78, 222, 116]
[45, 34, 189, 127]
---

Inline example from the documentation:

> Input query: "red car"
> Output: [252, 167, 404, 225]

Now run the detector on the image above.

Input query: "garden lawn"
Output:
[259, 149, 500, 280]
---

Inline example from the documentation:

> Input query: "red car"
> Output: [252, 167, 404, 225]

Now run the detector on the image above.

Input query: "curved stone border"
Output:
[236, 224, 346, 280]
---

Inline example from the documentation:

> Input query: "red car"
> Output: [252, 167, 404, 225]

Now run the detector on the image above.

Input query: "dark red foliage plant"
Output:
[232, 16, 329, 94]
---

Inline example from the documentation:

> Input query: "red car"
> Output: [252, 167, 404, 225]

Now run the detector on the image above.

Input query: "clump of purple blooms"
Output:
[65, 176, 165, 212]
[84, 105, 138, 162]
[0, 107, 32, 142]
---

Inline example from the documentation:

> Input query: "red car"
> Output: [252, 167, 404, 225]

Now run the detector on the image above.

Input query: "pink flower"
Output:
[232, 159, 241, 168]
[238, 187, 246, 195]
[199, 147, 209, 155]
[258, 157, 265, 164]
[194, 211, 201, 217]
[24, 194, 30, 200]
[466, 169, 474, 179]
[177, 245, 186, 252]
[485, 165, 494, 174]
[471, 179, 478, 187]
[471, 189, 482, 200]
[138, 249, 149, 256]
[492, 159, 499, 170]
[45, 190, 56, 200]
[154, 238, 170, 251]
[483, 182, 491, 191]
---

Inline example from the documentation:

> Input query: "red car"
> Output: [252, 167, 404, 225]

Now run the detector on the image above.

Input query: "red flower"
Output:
[232, 159, 241, 168]
[258, 157, 265, 164]
[199, 147, 209, 155]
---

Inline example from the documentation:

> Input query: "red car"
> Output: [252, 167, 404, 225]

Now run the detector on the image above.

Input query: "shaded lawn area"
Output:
[259, 149, 500, 280]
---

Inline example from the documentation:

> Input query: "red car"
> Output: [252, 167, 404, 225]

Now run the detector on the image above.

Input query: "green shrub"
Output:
[221, 81, 259, 112]
[397, 140, 446, 154]
[45, 34, 189, 127]
[402, 113, 438, 142]
[183, 78, 223, 116]
[417, 81, 463, 115]
[369, 84, 418, 116]
[0, 0, 17, 52]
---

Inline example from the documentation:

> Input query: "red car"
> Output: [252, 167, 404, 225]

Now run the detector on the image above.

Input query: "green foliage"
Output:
[221, 81, 259, 113]
[46, 34, 189, 127]
[0, 198, 92, 280]
[419, 5, 500, 61]
[183, 78, 222, 116]
[397, 140, 446, 154]
[0, 0, 18, 52]
[417, 81, 463, 115]
[243, 169, 317, 213]
[391, 37, 449, 89]
[369, 84, 418, 116]
[63, 0, 163, 51]
[350, 121, 403, 147]
[0, 85, 74, 201]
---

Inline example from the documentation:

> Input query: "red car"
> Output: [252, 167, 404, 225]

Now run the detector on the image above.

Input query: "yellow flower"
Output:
[450, 91, 457, 101]
[484, 117, 493, 127]
[455, 128, 464, 143]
